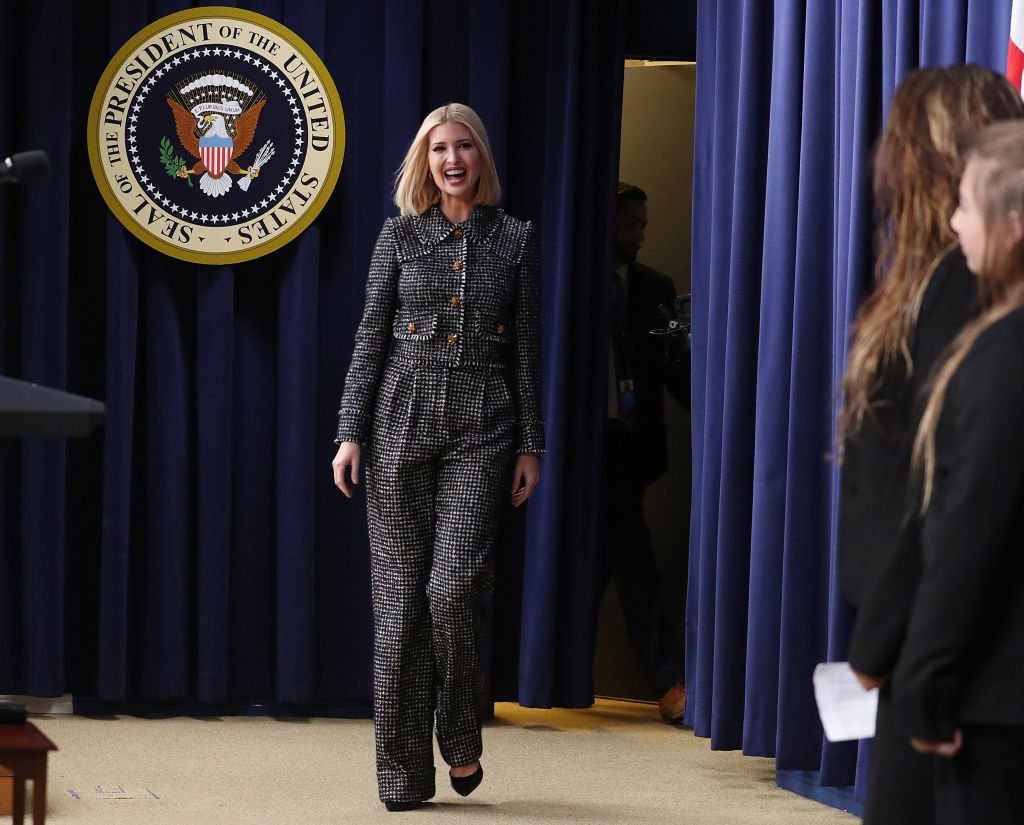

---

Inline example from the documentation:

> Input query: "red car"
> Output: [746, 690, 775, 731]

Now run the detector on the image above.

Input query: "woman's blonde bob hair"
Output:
[393, 103, 502, 216]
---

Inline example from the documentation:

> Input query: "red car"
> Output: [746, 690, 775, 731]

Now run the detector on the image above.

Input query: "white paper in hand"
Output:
[813, 661, 878, 742]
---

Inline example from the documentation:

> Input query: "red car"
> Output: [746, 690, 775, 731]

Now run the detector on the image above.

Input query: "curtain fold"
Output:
[1, 0, 625, 713]
[491, 0, 627, 708]
[0, 0, 76, 696]
[195, 267, 234, 701]
[689, 0, 1014, 794]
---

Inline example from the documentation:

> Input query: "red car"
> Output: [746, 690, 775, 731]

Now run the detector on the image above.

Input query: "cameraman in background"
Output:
[600, 182, 690, 722]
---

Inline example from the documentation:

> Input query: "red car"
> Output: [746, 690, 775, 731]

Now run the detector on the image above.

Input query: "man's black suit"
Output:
[599, 261, 689, 695]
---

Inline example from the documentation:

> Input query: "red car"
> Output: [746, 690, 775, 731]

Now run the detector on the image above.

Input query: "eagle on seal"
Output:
[166, 72, 267, 198]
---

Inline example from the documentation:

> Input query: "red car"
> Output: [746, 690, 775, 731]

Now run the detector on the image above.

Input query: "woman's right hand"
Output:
[851, 667, 887, 691]
[332, 442, 362, 498]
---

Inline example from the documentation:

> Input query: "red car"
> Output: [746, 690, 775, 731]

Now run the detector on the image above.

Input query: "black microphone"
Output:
[0, 150, 50, 183]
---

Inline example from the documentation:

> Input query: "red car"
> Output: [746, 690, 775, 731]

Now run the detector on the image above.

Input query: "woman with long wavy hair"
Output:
[893, 120, 1024, 825]
[837, 66, 1023, 824]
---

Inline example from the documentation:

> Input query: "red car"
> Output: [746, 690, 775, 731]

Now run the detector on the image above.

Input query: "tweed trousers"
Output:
[366, 359, 516, 803]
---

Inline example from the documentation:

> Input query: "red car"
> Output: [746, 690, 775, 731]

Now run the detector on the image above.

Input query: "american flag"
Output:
[1009, 0, 1024, 94]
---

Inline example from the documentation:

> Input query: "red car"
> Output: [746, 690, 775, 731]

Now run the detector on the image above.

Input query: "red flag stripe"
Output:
[1009, 42, 1024, 94]
[1010, 0, 1024, 94]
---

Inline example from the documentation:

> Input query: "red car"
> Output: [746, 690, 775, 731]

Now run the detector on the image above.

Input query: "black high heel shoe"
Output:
[450, 763, 483, 797]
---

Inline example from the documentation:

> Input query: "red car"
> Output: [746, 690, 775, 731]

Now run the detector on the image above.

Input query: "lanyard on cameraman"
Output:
[610, 268, 635, 428]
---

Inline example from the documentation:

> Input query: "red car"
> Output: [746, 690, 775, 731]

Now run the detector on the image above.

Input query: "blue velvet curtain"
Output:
[0, 0, 624, 711]
[688, 0, 1014, 795]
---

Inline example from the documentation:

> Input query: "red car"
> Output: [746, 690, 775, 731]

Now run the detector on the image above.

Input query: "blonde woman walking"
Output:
[333, 103, 543, 812]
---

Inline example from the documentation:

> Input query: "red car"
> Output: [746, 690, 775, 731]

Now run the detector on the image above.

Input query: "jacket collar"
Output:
[414, 204, 500, 248]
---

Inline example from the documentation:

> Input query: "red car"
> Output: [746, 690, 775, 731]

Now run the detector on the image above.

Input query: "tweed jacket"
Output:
[336, 205, 544, 454]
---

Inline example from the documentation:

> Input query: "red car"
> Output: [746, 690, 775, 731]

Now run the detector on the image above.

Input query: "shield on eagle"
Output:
[199, 134, 233, 177]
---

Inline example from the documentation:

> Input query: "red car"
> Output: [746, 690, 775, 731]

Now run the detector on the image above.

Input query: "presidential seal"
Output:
[87, 7, 344, 265]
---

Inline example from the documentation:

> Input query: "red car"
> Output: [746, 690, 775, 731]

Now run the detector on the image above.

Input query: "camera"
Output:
[651, 294, 692, 339]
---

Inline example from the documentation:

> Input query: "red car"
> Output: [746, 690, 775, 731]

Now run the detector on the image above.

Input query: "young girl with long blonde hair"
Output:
[836, 65, 1023, 825]
[892, 120, 1024, 825]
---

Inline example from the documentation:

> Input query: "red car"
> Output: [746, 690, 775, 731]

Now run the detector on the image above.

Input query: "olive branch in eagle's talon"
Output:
[159, 136, 193, 187]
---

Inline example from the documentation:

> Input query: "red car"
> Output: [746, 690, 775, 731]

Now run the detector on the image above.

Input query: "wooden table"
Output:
[0, 723, 57, 824]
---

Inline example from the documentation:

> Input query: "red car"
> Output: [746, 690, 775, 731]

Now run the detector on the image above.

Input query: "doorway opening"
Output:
[594, 59, 696, 703]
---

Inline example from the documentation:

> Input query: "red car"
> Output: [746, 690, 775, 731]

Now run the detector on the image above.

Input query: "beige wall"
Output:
[619, 63, 695, 294]
[594, 63, 696, 700]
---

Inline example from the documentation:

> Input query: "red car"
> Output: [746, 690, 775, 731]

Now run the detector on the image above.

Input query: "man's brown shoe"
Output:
[658, 679, 686, 722]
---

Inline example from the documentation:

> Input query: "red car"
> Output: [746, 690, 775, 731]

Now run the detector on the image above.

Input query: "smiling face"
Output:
[427, 121, 481, 208]
[951, 160, 989, 276]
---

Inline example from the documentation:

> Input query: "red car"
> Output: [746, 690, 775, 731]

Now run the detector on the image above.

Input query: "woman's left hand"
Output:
[511, 453, 540, 507]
